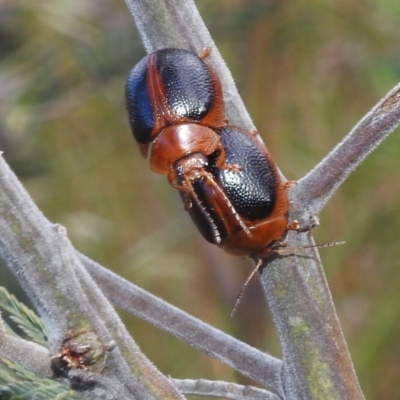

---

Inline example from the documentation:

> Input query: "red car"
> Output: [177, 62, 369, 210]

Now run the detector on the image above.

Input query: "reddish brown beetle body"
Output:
[182, 126, 289, 257]
[126, 48, 226, 156]
[126, 48, 292, 258]
[150, 123, 225, 175]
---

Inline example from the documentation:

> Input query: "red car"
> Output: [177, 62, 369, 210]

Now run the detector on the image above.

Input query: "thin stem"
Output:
[292, 83, 400, 220]
[0, 154, 184, 400]
[171, 378, 279, 400]
[0, 329, 51, 378]
[265, 82, 400, 398]
[259, 234, 365, 399]
[79, 253, 283, 395]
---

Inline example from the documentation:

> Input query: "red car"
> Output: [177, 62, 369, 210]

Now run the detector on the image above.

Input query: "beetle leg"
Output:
[287, 220, 300, 231]
[283, 180, 297, 189]
[198, 170, 252, 238]
[169, 164, 252, 239]
[214, 146, 242, 172]
[198, 47, 211, 59]
[167, 169, 191, 192]
[183, 173, 223, 244]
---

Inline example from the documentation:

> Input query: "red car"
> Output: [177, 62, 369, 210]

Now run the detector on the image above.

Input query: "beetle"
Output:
[181, 125, 291, 258]
[125, 48, 226, 157]
[125, 48, 294, 259]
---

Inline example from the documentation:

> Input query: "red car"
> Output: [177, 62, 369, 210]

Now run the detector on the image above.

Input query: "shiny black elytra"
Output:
[125, 48, 291, 258]
[125, 48, 225, 157]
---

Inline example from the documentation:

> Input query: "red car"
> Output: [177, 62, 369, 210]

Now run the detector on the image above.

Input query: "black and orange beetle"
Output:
[182, 125, 290, 257]
[125, 48, 294, 259]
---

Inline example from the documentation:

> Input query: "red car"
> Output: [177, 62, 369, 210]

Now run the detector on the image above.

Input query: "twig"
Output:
[0, 328, 51, 378]
[171, 378, 279, 400]
[260, 82, 400, 400]
[0, 154, 184, 399]
[79, 252, 283, 395]
[292, 83, 400, 220]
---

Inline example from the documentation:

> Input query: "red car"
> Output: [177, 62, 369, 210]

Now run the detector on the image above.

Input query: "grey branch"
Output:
[0, 328, 51, 378]
[79, 253, 283, 394]
[0, 153, 184, 399]
[123, 0, 400, 399]
[293, 83, 400, 219]
[2, 0, 400, 399]
[171, 378, 280, 400]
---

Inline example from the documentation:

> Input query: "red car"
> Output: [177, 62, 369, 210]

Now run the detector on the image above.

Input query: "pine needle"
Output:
[0, 287, 47, 347]
[0, 356, 84, 399]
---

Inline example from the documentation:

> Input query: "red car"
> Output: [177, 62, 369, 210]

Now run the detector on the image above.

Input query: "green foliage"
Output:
[0, 287, 47, 347]
[0, 1, 400, 398]
[0, 357, 83, 400]
[0, 287, 82, 399]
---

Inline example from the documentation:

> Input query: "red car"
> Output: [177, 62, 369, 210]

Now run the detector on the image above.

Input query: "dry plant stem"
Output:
[293, 83, 400, 219]
[0, 155, 184, 400]
[79, 253, 283, 395]
[121, 0, 400, 399]
[171, 378, 279, 400]
[259, 234, 364, 400]
[69, 258, 185, 399]
[261, 83, 400, 399]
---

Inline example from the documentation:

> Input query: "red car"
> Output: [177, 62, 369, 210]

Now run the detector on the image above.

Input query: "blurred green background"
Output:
[1, 0, 400, 398]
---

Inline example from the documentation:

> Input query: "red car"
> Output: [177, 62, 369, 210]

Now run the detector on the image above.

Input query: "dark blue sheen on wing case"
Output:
[126, 57, 155, 144]
[156, 49, 213, 121]
[214, 127, 278, 220]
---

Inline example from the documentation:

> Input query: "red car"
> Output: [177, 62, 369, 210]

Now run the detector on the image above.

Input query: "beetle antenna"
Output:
[274, 241, 346, 255]
[229, 241, 345, 318]
[229, 258, 262, 319]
